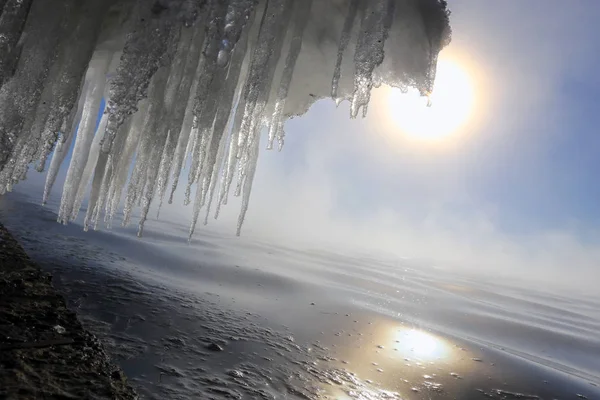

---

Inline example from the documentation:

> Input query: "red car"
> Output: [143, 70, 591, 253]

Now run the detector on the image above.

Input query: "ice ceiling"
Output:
[0, 0, 451, 237]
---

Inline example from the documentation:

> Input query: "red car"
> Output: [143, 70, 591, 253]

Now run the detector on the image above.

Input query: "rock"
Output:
[53, 325, 66, 334]
[0, 223, 137, 399]
[205, 342, 224, 352]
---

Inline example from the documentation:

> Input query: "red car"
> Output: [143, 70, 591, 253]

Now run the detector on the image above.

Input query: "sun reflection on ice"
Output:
[394, 328, 446, 360]
[317, 324, 459, 399]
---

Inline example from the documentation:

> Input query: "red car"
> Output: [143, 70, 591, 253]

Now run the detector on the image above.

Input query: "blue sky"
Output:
[449, 0, 600, 235]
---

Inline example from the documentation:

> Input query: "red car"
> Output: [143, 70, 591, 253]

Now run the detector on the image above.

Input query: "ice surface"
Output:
[0, 0, 451, 236]
[2, 194, 600, 400]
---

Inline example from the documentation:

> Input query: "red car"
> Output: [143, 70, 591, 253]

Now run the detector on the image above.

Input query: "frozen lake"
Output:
[1, 191, 599, 399]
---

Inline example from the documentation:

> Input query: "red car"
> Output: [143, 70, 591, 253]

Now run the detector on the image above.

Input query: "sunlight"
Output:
[387, 56, 476, 141]
[395, 328, 444, 359]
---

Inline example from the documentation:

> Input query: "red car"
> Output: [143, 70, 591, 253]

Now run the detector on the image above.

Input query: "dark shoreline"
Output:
[0, 223, 137, 399]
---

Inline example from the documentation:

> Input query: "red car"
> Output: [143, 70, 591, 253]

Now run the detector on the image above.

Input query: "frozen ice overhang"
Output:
[0, 0, 451, 237]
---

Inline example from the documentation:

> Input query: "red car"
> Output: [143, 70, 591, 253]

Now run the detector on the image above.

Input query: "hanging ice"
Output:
[0, 0, 451, 237]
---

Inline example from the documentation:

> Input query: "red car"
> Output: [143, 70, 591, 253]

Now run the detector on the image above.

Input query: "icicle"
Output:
[184, 0, 232, 202]
[0, 0, 452, 237]
[0, 0, 75, 181]
[82, 150, 108, 231]
[97, 9, 187, 227]
[89, 157, 113, 230]
[189, 38, 248, 238]
[350, 0, 395, 118]
[417, 0, 452, 95]
[135, 24, 194, 234]
[43, 81, 89, 205]
[70, 110, 109, 221]
[236, 123, 261, 236]
[209, 90, 247, 221]
[189, 3, 259, 238]
[154, 133, 177, 213]
[213, 0, 291, 214]
[15, 0, 110, 181]
[43, 129, 74, 205]
[190, 0, 256, 130]
[185, 124, 211, 206]
[101, 0, 184, 154]
[105, 102, 147, 228]
[122, 64, 173, 227]
[155, 23, 203, 217]
[167, 92, 198, 204]
[122, 16, 184, 234]
[137, 139, 164, 236]
[234, 112, 259, 198]
[155, 130, 172, 219]
[200, 12, 253, 206]
[332, 0, 360, 100]
[203, 117, 230, 225]
[183, 127, 198, 206]
[215, 4, 262, 212]
[37, 73, 86, 175]
[121, 150, 145, 227]
[72, 51, 122, 226]
[84, 116, 130, 229]
[136, 116, 171, 233]
[226, 0, 292, 215]
[217, 93, 246, 210]
[57, 52, 112, 224]
[34, 0, 110, 173]
[168, 99, 196, 205]
[96, 115, 134, 227]
[233, 0, 293, 163]
[267, 0, 312, 150]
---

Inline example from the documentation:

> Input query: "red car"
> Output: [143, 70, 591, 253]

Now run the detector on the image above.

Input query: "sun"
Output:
[387, 57, 476, 141]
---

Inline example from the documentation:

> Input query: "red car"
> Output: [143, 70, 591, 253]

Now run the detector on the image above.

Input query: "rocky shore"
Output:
[0, 223, 137, 399]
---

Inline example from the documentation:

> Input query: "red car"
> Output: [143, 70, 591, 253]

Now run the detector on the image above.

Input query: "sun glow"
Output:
[395, 328, 445, 359]
[387, 57, 476, 141]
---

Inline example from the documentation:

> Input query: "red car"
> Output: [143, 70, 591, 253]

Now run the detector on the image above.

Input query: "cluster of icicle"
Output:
[0, 0, 451, 238]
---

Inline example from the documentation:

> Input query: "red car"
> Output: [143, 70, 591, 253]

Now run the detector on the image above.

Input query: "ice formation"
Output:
[0, 0, 451, 237]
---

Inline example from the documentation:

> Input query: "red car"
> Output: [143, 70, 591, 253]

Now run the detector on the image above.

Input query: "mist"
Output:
[10, 0, 600, 294]
[162, 0, 600, 292]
